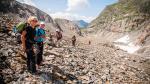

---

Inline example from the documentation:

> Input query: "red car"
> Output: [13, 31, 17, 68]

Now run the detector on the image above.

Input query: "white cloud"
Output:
[49, 12, 95, 22]
[66, 0, 89, 12]
[44, 0, 94, 22]
[17, 0, 95, 22]
[16, 0, 36, 7]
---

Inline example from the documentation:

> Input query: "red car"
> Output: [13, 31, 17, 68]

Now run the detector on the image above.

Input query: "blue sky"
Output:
[17, 0, 118, 22]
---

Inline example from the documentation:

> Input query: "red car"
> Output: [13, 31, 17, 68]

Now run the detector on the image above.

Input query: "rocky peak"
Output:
[0, 0, 53, 23]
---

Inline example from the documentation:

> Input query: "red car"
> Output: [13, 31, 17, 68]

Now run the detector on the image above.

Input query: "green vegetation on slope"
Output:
[132, 0, 150, 14]
[89, 0, 150, 32]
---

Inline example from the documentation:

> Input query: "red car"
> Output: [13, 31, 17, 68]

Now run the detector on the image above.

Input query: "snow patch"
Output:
[114, 35, 141, 54]
[114, 35, 130, 44]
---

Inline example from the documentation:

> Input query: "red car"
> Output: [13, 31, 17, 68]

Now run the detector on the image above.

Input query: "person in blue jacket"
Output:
[34, 22, 46, 68]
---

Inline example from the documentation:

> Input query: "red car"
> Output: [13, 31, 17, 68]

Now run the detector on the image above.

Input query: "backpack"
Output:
[16, 22, 28, 33]
[34, 28, 45, 42]
[15, 22, 28, 44]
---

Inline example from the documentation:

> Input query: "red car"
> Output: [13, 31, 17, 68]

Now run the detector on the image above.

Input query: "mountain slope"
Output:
[55, 18, 81, 37]
[0, 0, 53, 23]
[88, 0, 150, 33]
[74, 20, 88, 28]
[86, 0, 150, 54]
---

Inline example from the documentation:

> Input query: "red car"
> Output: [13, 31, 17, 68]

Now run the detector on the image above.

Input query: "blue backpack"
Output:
[34, 28, 45, 42]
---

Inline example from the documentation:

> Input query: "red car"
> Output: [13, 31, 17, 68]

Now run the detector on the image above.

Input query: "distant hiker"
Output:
[55, 29, 62, 41]
[89, 40, 91, 45]
[34, 22, 46, 68]
[72, 35, 76, 46]
[21, 16, 38, 74]
[55, 29, 62, 47]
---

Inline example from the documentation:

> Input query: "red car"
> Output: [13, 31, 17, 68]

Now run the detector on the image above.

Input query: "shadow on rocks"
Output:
[38, 64, 81, 84]
[140, 59, 150, 82]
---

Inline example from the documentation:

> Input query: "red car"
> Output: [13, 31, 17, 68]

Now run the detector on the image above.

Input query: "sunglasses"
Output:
[32, 20, 38, 22]
[41, 24, 45, 26]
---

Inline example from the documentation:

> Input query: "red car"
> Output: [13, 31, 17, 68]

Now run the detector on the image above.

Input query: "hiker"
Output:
[55, 29, 62, 47]
[21, 16, 38, 74]
[72, 35, 76, 46]
[34, 22, 46, 68]
[55, 29, 62, 41]
[89, 40, 91, 45]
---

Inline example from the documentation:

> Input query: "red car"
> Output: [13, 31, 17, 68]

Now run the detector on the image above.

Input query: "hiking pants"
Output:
[25, 42, 36, 73]
[35, 42, 44, 65]
[72, 40, 76, 46]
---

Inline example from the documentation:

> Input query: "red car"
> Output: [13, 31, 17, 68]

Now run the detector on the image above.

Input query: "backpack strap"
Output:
[38, 29, 42, 36]
[23, 23, 29, 29]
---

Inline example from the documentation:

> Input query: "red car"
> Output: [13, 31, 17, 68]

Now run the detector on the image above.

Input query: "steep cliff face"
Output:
[0, 0, 53, 23]
[15, 2, 53, 23]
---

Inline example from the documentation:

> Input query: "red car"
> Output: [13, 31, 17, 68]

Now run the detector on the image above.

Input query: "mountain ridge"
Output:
[88, 0, 150, 33]
[0, 0, 80, 37]
[73, 20, 88, 28]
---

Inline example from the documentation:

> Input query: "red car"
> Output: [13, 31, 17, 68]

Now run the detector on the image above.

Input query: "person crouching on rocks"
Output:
[21, 16, 38, 74]
[34, 22, 46, 69]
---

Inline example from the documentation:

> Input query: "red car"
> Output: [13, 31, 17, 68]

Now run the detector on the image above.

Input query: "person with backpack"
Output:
[21, 16, 38, 74]
[34, 22, 46, 68]
[55, 29, 62, 47]
[72, 35, 76, 46]
[89, 40, 91, 45]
